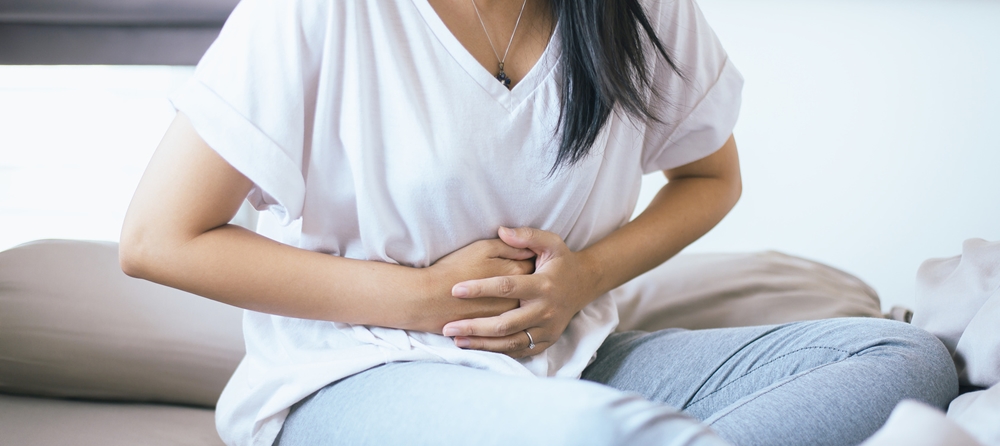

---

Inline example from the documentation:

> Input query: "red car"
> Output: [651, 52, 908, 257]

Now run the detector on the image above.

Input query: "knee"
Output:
[896, 321, 959, 408]
[531, 382, 627, 444]
[854, 318, 959, 408]
[538, 381, 708, 446]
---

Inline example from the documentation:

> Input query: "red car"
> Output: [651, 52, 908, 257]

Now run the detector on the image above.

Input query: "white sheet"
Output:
[867, 238, 1000, 446]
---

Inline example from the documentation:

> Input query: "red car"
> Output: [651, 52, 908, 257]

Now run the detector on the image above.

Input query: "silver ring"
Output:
[524, 330, 535, 350]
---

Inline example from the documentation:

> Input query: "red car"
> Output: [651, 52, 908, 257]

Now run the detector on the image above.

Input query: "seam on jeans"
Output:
[680, 325, 789, 409]
[685, 346, 853, 410]
[703, 356, 849, 427]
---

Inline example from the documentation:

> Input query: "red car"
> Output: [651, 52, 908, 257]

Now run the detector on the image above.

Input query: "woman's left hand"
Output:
[441, 227, 602, 359]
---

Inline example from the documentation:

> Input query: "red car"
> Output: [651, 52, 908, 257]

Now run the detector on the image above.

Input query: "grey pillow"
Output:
[0, 239, 244, 408]
[613, 251, 884, 332]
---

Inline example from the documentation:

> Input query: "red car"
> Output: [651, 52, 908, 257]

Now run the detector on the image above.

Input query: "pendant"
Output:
[496, 62, 511, 88]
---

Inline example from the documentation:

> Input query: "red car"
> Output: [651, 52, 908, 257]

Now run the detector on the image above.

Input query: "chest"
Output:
[315, 1, 574, 193]
[426, 0, 554, 89]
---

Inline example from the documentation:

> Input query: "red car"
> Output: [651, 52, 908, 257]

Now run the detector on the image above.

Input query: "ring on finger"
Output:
[524, 330, 535, 350]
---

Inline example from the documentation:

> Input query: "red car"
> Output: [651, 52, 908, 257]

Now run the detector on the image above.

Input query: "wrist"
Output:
[390, 265, 439, 332]
[575, 248, 608, 303]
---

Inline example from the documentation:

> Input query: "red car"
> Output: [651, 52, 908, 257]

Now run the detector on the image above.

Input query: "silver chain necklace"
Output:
[470, 0, 529, 88]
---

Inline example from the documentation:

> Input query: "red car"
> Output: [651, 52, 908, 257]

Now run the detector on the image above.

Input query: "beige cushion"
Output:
[0, 239, 244, 408]
[0, 240, 881, 410]
[613, 251, 884, 332]
[0, 393, 223, 446]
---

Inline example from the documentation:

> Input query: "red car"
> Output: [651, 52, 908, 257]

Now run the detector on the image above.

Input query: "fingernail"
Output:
[443, 326, 460, 337]
[455, 338, 471, 348]
[452, 285, 468, 297]
[499, 227, 514, 237]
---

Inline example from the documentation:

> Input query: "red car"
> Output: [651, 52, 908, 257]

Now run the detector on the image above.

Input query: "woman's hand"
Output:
[441, 227, 601, 358]
[410, 239, 536, 334]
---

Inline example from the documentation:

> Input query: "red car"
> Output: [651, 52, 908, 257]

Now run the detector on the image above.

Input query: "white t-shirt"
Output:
[170, 0, 742, 445]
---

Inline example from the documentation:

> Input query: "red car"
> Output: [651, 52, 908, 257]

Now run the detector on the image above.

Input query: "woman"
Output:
[120, 0, 957, 444]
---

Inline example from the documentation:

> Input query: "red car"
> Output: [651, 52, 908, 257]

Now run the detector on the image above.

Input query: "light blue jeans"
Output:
[274, 318, 957, 445]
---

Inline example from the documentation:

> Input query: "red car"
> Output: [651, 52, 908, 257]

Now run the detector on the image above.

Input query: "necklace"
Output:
[470, 0, 529, 88]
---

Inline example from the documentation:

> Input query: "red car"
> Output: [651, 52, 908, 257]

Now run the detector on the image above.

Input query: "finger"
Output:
[453, 329, 541, 354]
[488, 240, 536, 261]
[510, 259, 535, 275]
[498, 227, 563, 254]
[452, 274, 536, 299]
[442, 307, 533, 337]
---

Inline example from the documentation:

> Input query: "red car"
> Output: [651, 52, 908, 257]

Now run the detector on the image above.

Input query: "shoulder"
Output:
[219, 0, 421, 54]
[222, 0, 339, 35]
[638, 0, 732, 92]
[636, 0, 743, 173]
[639, 0, 700, 29]
[639, 0, 721, 52]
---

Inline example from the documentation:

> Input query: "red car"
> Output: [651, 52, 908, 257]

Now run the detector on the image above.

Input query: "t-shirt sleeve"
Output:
[169, 0, 324, 224]
[640, 0, 744, 174]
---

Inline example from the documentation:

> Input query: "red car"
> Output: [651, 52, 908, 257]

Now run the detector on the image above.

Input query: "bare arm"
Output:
[583, 134, 742, 296]
[120, 113, 529, 333]
[443, 136, 741, 356]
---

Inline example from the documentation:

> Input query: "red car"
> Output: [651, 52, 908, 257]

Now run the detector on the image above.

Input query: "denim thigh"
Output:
[274, 361, 726, 446]
[582, 317, 958, 446]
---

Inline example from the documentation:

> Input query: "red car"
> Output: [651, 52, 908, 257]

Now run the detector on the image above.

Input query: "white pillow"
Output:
[613, 251, 884, 332]
[912, 238, 1000, 388]
[0, 240, 244, 408]
[948, 384, 1000, 446]
[861, 400, 982, 446]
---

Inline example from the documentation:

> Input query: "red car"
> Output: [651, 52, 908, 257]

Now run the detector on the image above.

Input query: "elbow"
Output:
[730, 174, 743, 209]
[119, 248, 145, 280]
[119, 224, 150, 279]
[721, 134, 742, 211]
[119, 217, 168, 280]
[715, 162, 742, 215]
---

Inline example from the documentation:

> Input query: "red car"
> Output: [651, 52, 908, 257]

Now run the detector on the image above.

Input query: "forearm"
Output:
[581, 176, 739, 295]
[580, 137, 742, 297]
[122, 223, 436, 330]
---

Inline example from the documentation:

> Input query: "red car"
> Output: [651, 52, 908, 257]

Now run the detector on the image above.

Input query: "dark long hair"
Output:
[549, 0, 681, 172]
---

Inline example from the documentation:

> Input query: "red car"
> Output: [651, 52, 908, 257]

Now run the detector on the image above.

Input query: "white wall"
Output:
[634, 0, 1000, 310]
[0, 66, 192, 249]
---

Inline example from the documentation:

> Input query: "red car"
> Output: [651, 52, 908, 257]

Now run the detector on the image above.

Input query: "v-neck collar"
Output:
[410, 0, 561, 112]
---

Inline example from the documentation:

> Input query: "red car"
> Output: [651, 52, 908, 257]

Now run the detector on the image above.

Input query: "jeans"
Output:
[273, 318, 957, 445]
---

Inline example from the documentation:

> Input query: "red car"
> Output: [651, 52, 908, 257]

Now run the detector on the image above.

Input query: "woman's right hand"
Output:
[410, 239, 535, 334]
